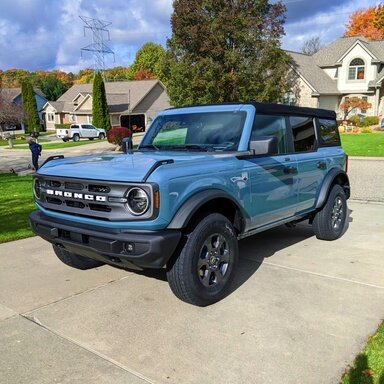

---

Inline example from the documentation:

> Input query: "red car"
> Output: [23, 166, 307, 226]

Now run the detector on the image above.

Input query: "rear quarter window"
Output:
[318, 119, 341, 146]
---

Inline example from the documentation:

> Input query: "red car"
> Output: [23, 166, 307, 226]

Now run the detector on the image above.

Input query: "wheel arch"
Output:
[315, 168, 350, 209]
[167, 189, 246, 234]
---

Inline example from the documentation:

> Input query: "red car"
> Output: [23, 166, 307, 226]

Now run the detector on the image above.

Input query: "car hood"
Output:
[37, 151, 235, 182]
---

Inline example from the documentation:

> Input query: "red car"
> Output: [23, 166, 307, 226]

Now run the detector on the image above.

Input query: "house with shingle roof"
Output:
[287, 36, 384, 119]
[0, 87, 47, 131]
[42, 79, 170, 132]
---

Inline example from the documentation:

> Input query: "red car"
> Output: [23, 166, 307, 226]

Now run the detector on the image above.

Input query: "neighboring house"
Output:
[0, 87, 47, 131]
[287, 36, 384, 119]
[42, 79, 170, 131]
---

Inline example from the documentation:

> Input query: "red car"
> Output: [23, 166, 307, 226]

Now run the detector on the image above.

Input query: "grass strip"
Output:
[0, 173, 35, 243]
[341, 320, 384, 384]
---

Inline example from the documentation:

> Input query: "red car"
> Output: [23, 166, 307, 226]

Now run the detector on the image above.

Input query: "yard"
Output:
[340, 132, 384, 157]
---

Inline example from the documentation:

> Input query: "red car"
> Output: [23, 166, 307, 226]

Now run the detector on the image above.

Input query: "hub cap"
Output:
[331, 196, 344, 230]
[197, 233, 230, 287]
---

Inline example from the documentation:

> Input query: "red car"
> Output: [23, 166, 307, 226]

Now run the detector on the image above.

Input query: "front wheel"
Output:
[53, 245, 104, 270]
[167, 213, 238, 306]
[313, 184, 347, 240]
[98, 133, 105, 140]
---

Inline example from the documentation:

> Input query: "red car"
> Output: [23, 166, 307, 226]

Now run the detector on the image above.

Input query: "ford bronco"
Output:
[30, 103, 350, 306]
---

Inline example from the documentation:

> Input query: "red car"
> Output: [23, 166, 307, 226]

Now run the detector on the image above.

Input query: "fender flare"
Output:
[315, 168, 350, 209]
[167, 189, 244, 230]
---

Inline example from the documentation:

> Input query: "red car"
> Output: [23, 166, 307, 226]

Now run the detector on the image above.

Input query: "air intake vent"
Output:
[66, 200, 85, 209]
[64, 182, 84, 190]
[46, 197, 62, 205]
[89, 204, 112, 212]
[88, 184, 111, 193]
[48, 180, 61, 188]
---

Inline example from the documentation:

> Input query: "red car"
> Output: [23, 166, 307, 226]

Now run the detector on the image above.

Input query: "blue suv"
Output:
[30, 102, 350, 306]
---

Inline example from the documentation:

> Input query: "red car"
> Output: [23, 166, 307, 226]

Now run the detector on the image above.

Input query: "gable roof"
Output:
[0, 87, 46, 103]
[288, 51, 339, 94]
[313, 36, 384, 67]
[57, 80, 164, 113]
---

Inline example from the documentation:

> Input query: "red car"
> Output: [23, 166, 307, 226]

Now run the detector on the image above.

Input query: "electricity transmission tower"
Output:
[80, 16, 115, 74]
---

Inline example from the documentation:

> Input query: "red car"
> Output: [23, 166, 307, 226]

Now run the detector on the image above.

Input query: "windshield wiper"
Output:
[139, 144, 160, 151]
[167, 144, 211, 152]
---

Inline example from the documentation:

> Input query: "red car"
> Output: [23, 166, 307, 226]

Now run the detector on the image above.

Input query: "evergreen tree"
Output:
[92, 71, 111, 131]
[21, 80, 40, 134]
[163, 0, 290, 106]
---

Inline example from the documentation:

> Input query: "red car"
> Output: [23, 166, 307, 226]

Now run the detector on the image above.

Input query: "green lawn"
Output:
[341, 321, 384, 384]
[340, 132, 384, 157]
[14, 139, 108, 150]
[0, 173, 35, 243]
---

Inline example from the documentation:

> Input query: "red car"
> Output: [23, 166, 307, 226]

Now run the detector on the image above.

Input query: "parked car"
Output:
[56, 124, 106, 142]
[30, 102, 350, 306]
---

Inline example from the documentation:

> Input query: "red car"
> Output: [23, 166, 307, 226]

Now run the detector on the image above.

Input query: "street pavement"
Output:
[0, 139, 383, 383]
[0, 201, 383, 383]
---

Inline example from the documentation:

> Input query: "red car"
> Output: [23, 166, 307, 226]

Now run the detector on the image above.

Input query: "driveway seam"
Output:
[19, 313, 156, 384]
[261, 261, 384, 289]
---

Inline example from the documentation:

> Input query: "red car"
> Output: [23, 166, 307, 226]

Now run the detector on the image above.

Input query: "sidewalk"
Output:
[0, 200, 383, 383]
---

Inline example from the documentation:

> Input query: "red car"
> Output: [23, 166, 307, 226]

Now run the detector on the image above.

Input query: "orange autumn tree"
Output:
[340, 97, 372, 119]
[345, 4, 384, 40]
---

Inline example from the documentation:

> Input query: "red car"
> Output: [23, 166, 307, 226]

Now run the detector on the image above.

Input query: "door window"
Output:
[290, 116, 316, 152]
[251, 114, 287, 154]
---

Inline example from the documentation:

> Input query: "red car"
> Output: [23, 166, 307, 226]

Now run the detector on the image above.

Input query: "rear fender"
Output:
[315, 168, 350, 209]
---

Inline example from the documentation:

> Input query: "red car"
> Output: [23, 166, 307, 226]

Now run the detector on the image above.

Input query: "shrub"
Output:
[348, 115, 360, 126]
[361, 127, 373, 133]
[107, 127, 132, 147]
[55, 124, 71, 129]
[362, 116, 379, 127]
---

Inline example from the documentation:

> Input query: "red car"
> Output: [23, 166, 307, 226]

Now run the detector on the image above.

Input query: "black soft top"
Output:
[250, 102, 336, 119]
[169, 102, 336, 120]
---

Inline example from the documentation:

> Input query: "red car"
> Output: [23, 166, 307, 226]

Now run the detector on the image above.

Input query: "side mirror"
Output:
[249, 136, 278, 156]
[122, 136, 133, 154]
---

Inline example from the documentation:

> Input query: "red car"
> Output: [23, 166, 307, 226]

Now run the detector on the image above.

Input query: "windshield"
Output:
[140, 111, 246, 151]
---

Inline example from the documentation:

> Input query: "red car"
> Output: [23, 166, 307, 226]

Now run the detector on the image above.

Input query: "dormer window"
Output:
[348, 58, 365, 80]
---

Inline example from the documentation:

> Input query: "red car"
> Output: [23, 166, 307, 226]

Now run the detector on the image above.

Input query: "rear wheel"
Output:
[167, 213, 238, 306]
[73, 134, 80, 142]
[53, 245, 104, 270]
[313, 184, 347, 240]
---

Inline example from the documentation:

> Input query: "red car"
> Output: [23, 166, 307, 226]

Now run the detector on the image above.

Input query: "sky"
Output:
[0, 0, 382, 74]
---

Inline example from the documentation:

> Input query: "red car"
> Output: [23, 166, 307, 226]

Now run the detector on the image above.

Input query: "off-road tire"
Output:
[53, 244, 104, 270]
[98, 133, 105, 140]
[313, 184, 347, 240]
[167, 213, 238, 306]
[73, 134, 80, 142]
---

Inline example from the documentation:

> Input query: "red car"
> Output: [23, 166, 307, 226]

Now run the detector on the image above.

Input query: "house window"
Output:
[47, 113, 55, 122]
[348, 58, 365, 80]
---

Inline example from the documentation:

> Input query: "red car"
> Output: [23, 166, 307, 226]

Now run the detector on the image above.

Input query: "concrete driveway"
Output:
[0, 200, 383, 384]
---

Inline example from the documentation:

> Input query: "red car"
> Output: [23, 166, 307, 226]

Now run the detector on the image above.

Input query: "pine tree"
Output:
[163, 0, 290, 106]
[92, 72, 111, 131]
[21, 80, 40, 134]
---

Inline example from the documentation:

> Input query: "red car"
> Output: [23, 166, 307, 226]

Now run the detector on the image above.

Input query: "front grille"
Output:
[35, 176, 156, 221]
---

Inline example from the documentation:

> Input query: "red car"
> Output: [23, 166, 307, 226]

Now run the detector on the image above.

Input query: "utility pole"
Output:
[80, 16, 115, 76]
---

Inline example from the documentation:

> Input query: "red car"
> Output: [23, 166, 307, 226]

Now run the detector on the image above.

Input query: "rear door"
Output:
[244, 114, 299, 228]
[289, 116, 328, 214]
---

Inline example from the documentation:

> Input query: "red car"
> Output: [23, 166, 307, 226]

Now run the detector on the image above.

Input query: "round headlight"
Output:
[33, 178, 42, 200]
[127, 187, 149, 215]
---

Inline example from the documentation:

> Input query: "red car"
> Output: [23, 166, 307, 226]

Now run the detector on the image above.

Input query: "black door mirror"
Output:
[249, 136, 278, 156]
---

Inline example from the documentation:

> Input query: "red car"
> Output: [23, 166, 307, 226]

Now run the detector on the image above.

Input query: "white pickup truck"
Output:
[56, 124, 106, 142]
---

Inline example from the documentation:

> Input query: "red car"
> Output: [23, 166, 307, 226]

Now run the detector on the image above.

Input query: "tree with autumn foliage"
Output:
[163, 0, 290, 106]
[127, 42, 166, 81]
[345, 4, 384, 40]
[340, 97, 372, 119]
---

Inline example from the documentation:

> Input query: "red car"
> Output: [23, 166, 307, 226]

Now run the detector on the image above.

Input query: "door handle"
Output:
[316, 161, 327, 170]
[283, 166, 297, 174]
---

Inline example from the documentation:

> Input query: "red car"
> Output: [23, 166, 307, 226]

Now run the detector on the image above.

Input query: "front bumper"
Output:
[29, 210, 181, 270]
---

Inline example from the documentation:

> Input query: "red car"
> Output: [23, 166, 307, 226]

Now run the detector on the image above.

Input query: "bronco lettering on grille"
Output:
[46, 189, 107, 202]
